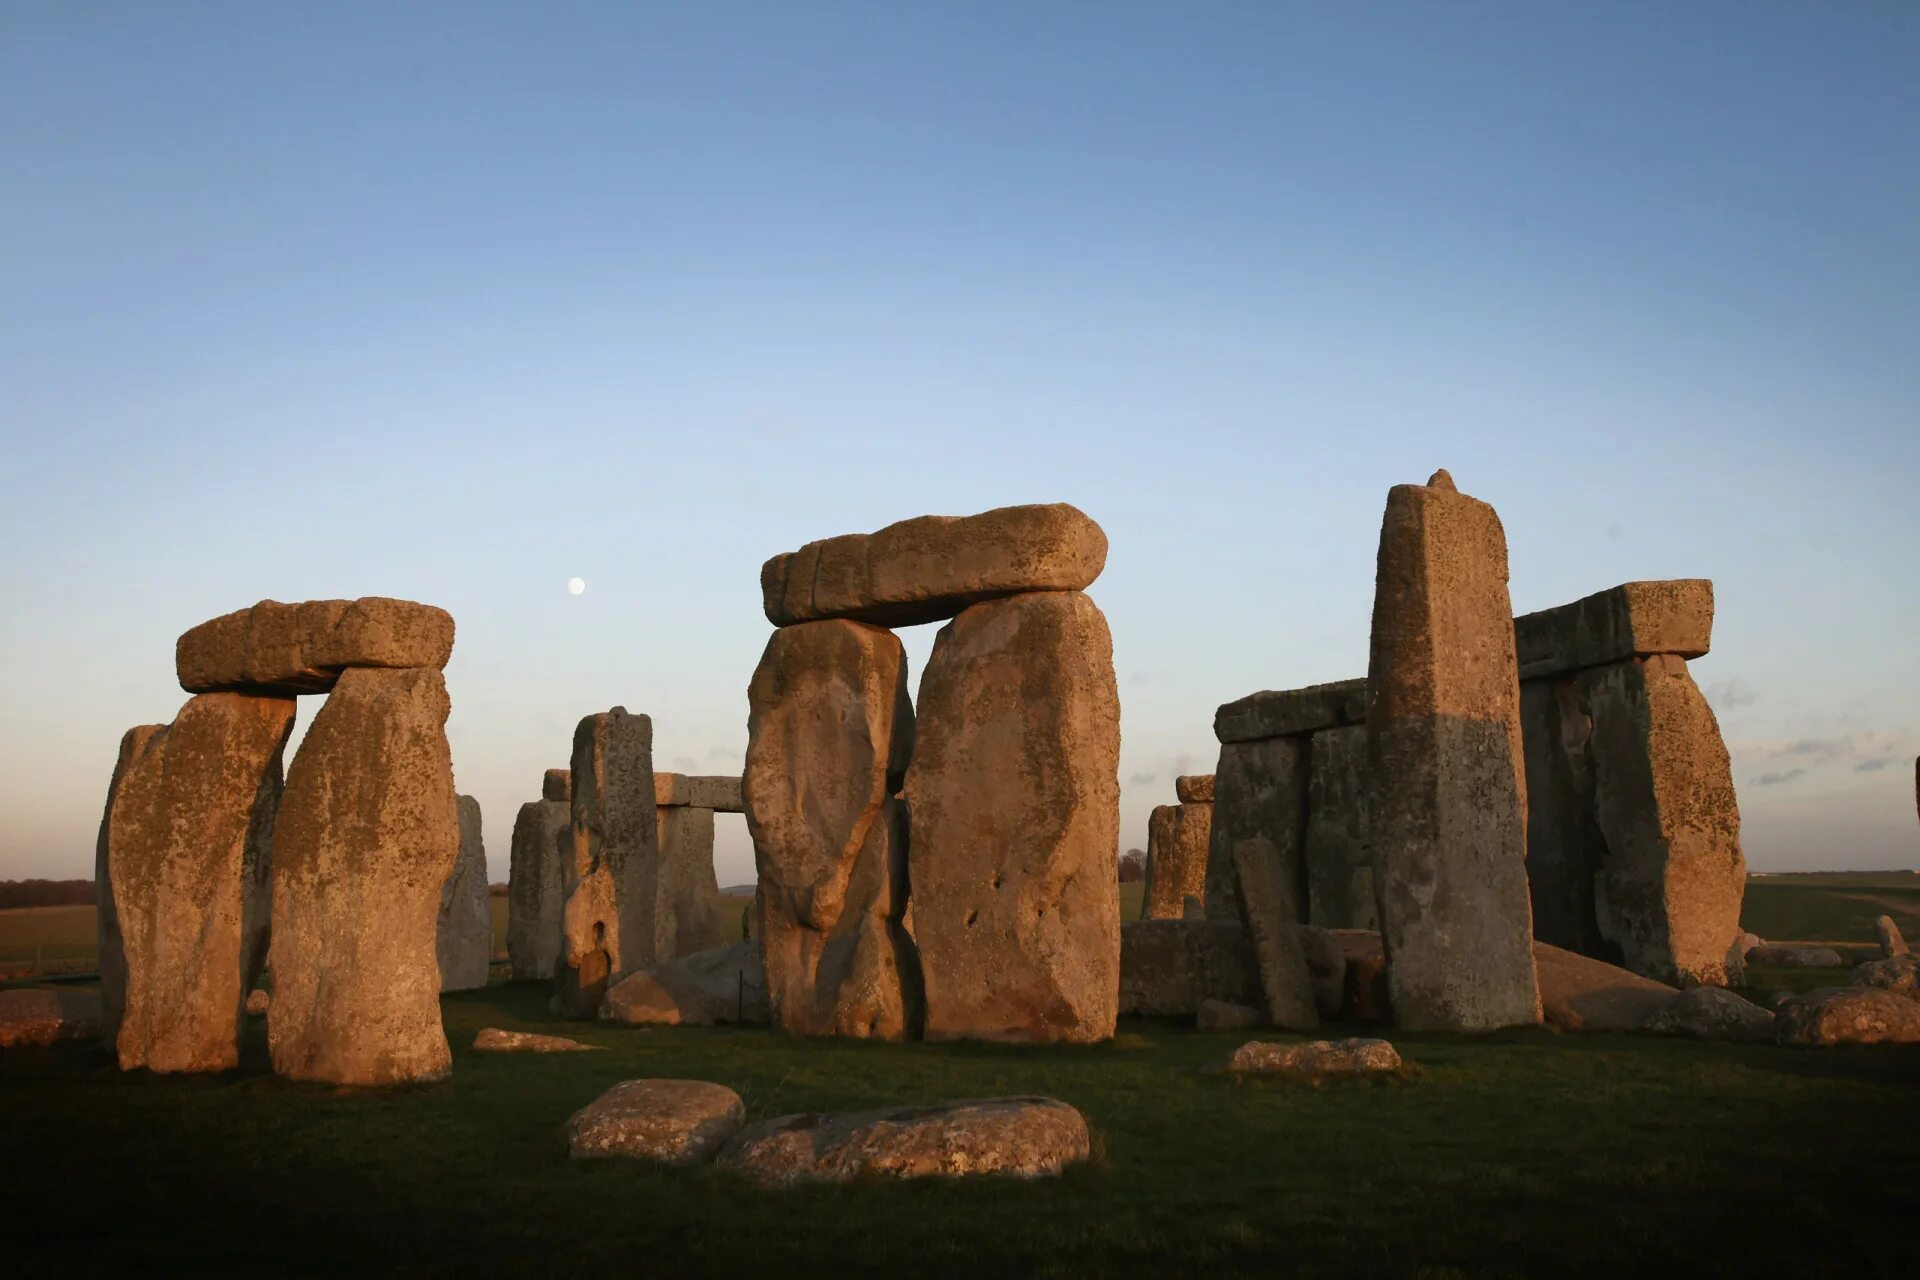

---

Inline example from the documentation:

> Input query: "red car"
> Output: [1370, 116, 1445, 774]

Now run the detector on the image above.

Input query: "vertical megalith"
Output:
[96, 723, 166, 1051]
[269, 667, 459, 1084]
[437, 794, 491, 992]
[1205, 737, 1310, 925]
[1519, 677, 1615, 961]
[556, 707, 658, 1017]
[1303, 725, 1376, 929]
[655, 804, 725, 962]
[744, 620, 918, 1039]
[507, 780, 570, 981]
[1143, 800, 1212, 921]
[105, 695, 293, 1072]
[904, 591, 1120, 1043]
[1366, 472, 1540, 1031]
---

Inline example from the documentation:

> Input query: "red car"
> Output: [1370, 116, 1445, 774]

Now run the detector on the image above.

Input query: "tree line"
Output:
[0, 879, 97, 909]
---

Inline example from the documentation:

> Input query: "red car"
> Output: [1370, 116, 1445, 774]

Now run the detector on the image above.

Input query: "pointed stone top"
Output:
[1426, 468, 1456, 491]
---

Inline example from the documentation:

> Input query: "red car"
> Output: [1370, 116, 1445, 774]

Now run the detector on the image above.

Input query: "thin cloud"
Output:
[1755, 768, 1806, 787]
[1854, 758, 1892, 773]
[1705, 678, 1759, 710]
[1128, 771, 1158, 787]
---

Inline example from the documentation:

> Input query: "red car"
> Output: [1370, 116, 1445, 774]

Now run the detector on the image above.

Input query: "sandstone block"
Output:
[1514, 580, 1713, 681]
[1117, 920, 1261, 1016]
[1303, 725, 1376, 930]
[1205, 736, 1309, 924]
[107, 692, 294, 1072]
[1775, 986, 1920, 1046]
[1747, 945, 1844, 969]
[507, 798, 569, 980]
[1197, 998, 1263, 1031]
[1232, 838, 1320, 1031]
[1851, 954, 1919, 998]
[437, 794, 491, 993]
[246, 989, 270, 1016]
[557, 707, 659, 1018]
[600, 941, 769, 1025]
[0, 989, 104, 1050]
[567, 1079, 746, 1164]
[176, 597, 454, 695]
[270, 667, 459, 1085]
[1876, 914, 1909, 958]
[655, 804, 725, 961]
[760, 503, 1108, 627]
[717, 1097, 1090, 1186]
[1214, 678, 1367, 745]
[1534, 941, 1677, 1031]
[905, 591, 1120, 1043]
[1643, 987, 1776, 1042]
[1175, 774, 1215, 804]
[745, 620, 918, 1039]
[95, 723, 165, 1049]
[1143, 803, 1211, 921]
[472, 1028, 605, 1052]
[543, 769, 571, 802]
[1222, 1038, 1402, 1076]
[1367, 473, 1540, 1032]
[654, 773, 744, 812]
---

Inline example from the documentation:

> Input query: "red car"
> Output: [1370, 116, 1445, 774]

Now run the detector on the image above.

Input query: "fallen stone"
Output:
[508, 796, 569, 980]
[1367, 472, 1541, 1032]
[107, 691, 294, 1072]
[1748, 945, 1845, 968]
[760, 503, 1109, 628]
[1513, 580, 1714, 681]
[270, 666, 460, 1085]
[543, 768, 571, 802]
[906, 591, 1120, 1043]
[1175, 774, 1215, 804]
[600, 941, 769, 1025]
[717, 1097, 1090, 1186]
[567, 1079, 746, 1164]
[1876, 915, 1909, 958]
[95, 723, 166, 1050]
[438, 794, 491, 992]
[1197, 998, 1263, 1031]
[1851, 954, 1919, 999]
[745, 619, 918, 1039]
[1117, 920, 1261, 1016]
[472, 1027, 605, 1052]
[557, 707, 659, 1018]
[0, 988, 104, 1049]
[1303, 724, 1375, 930]
[245, 989, 270, 1017]
[654, 773, 745, 812]
[1232, 838, 1320, 1031]
[1775, 986, 1920, 1046]
[176, 597, 455, 695]
[1643, 987, 1775, 1042]
[1534, 941, 1677, 1032]
[1205, 736, 1309, 924]
[1143, 803, 1211, 921]
[1213, 679, 1367, 745]
[1222, 1038, 1402, 1076]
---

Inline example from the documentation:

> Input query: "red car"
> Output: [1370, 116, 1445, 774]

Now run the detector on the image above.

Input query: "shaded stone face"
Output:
[269, 667, 459, 1085]
[507, 798, 569, 980]
[744, 619, 918, 1040]
[905, 591, 1120, 1044]
[106, 692, 294, 1073]
[542, 769, 571, 803]
[437, 795, 491, 992]
[1366, 477, 1540, 1032]
[176, 597, 455, 695]
[1231, 838, 1320, 1031]
[95, 723, 165, 1050]
[1214, 678, 1367, 745]
[654, 774, 744, 813]
[759, 503, 1109, 628]
[601, 940, 769, 1026]
[1174, 774, 1215, 804]
[557, 707, 659, 1017]
[655, 805, 724, 962]
[1204, 736, 1309, 924]
[716, 1097, 1090, 1186]
[1117, 919, 1261, 1016]
[1519, 677, 1616, 960]
[1143, 803, 1211, 921]
[1303, 725, 1375, 930]
[1532, 941, 1676, 1032]
[1513, 580, 1714, 681]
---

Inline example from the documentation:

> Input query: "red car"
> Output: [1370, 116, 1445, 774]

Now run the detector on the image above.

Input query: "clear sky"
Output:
[2, 2, 1915, 888]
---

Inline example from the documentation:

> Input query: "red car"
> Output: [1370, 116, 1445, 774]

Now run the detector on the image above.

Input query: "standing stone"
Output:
[1205, 737, 1309, 925]
[905, 591, 1120, 1043]
[1581, 654, 1745, 987]
[437, 794, 491, 992]
[1230, 838, 1320, 1030]
[106, 694, 295, 1072]
[270, 667, 459, 1084]
[557, 708, 659, 1018]
[655, 804, 724, 962]
[1519, 676, 1616, 961]
[1143, 803, 1211, 921]
[1877, 915, 1909, 959]
[1303, 725, 1376, 929]
[508, 788, 570, 980]
[1366, 471, 1541, 1031]
[745, 620, 918, 1040]
[96, 723, 165, 1050]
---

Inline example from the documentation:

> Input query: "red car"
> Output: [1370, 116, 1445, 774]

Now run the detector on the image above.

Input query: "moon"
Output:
[567, 577, 586, 596]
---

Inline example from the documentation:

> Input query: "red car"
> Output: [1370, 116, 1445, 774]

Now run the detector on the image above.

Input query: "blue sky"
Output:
[2, 2, 1915, 886]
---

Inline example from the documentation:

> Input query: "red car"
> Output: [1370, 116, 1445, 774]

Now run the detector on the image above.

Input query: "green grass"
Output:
[3, 980, 1916, 1277]
[1739, 882, 1920, 946]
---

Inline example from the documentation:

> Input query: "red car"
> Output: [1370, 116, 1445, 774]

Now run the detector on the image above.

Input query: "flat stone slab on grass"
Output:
[568, 1080, 746, 1164]
[600, 941, 768, 1026]
[1196, 998, 1262, 1031]
[473, 1028, 605, 1053]
[717, 1097, 1091, 1187]
[1748, 945, 1846, 969]
[1222, 1038, 1403, 1076]
[1776, 987, 1920, 1046]
[0, 988, 103, 1049]
[1642, 988, 1775, 1042]
[1852, 954, 1919, 998]
[1534, 941, 1677, 1032]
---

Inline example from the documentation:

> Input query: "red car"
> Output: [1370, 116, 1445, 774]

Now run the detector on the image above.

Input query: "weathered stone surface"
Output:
[1313, 929, 1393, 1021]
[1852, 954, 1919, 998]
[245, 989, 270, 1016]
[1514, 580, 1714, 681]
[761, 503, 1108, 628]
[557, 707, 659, 1018]
[107, 692, 294, 1072]
[654, 773, 745, 812]
[1197, 998, 1263, 1031]
[1232, 839, 1320, 1031]
[1205, 736, 1309, 924]
[176, 597, 455, 695]
[1222, 1038, 1402, 1076]
[437, 794, 491, 993]
[1748, 945, 1845, 968]
[1175, 774, 1215, 804]
[1143, 803, 1211, 921]
[270, 667, 459, 1085]
[717, 1097, 1090, 1186]
[1303, 725, 1375, 930]
[655, 805, 725, 963]
[745, 620, 918, 1040]
[1876, 914, 1909, 958]
[1520, 676, 1615, 960]
[542, 769, 571, 803]
[906, 591, 1120, 1043]
[0, 988, 104, 1049]
[1644, 987, 1776, 1042]
[1367, 474, 1541, 1032]
[1214, 679, 1367, 745]
[507, 798, 569, 980]
[568, 1079, 746, 1164]
[1117, 920, 1261, 1016]
[1775, 986, 1920, 1046]
[1535, 941, 1676, 1032]
[95, 723, 165, 1049]
[601, 941, 769, 1025]
[472, 1027, 605, 1052]
[1298, 926, 1347, 1017]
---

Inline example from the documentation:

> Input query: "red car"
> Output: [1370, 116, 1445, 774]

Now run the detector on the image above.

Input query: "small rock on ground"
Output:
[474, 1027, 605, 1053]
[1775, 986, 1920, 1046]
[717, 1097, 1090, 1187]
[1196, 998, 1262, 1031]
[1642, 987, 1775, 1042]
[1748, 945, 1845, 969]
[1223, 1038, 1402, 1076]
[568, 1079, 746, 1164]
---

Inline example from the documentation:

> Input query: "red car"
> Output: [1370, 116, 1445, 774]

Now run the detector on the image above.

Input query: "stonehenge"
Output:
[556, 708, 659, 1017]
